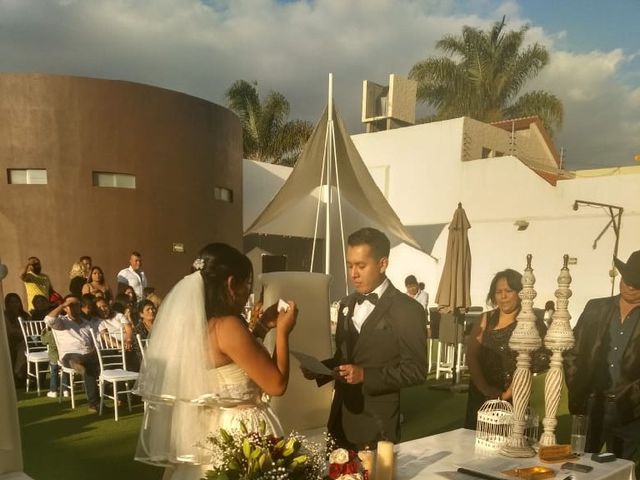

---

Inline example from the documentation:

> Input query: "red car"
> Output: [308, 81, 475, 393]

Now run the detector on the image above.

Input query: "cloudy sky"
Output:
[1, 0, 638, 170]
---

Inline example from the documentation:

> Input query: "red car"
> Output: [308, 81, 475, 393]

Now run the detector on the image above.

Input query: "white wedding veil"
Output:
[134, 271, 220, 466]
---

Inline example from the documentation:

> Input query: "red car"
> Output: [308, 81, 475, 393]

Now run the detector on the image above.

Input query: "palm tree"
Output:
[409, 17, 563, 135]
[225, 80, 313, 166]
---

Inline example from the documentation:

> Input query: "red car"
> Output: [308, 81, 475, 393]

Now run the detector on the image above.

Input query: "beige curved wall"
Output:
[0, 74, 242, 299]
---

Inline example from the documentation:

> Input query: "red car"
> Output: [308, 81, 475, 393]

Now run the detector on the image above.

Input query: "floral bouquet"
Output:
[326, 448, 368, 480]
[202, 422, 371, 480]
[202, 420, 326, 480]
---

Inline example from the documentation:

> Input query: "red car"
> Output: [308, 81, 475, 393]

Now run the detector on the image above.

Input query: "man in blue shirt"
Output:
[565, 250, 640, 460]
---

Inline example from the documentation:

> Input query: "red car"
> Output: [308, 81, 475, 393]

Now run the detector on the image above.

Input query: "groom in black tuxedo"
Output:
[305, 227, 427, 449]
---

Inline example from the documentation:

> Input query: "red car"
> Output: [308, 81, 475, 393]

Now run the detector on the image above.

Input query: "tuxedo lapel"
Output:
[352, 285, 397, 358]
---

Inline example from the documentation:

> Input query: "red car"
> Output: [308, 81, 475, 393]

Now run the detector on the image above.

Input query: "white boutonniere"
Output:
[342, 306, 349, 316]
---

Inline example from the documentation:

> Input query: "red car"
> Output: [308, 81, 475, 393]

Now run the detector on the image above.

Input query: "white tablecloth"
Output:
[395, 428, 636, 480]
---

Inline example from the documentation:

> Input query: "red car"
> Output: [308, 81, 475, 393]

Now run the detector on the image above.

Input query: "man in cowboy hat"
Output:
[565, 250, 640, 460]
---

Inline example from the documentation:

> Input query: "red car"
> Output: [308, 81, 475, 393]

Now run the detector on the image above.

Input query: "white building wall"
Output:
[244, 119, 640, 323]
[352, 123, 640, 322]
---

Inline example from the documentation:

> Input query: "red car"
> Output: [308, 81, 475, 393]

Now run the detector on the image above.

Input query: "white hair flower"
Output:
[329, 448, 350, 465]
[192, 258, 205, 271]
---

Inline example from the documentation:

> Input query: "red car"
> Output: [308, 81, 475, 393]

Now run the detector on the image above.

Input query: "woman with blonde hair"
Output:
[68, 262, 87, 298]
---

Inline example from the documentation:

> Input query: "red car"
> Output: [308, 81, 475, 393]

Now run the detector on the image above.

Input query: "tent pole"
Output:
[325, 73, 333, 275]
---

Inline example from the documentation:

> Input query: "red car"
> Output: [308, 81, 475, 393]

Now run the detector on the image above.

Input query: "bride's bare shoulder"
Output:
[209, 315, 249, 335]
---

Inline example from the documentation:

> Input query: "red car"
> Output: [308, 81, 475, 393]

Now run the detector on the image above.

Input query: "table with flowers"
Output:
[395, 428, 636, 480]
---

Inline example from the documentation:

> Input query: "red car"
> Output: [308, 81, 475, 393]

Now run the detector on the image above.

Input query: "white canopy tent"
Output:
[245, 76, 423, 290]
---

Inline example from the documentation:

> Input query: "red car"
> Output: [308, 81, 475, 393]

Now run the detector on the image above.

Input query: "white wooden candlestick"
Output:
[501, 254, 541, 458]
[539, 254, 575, 446]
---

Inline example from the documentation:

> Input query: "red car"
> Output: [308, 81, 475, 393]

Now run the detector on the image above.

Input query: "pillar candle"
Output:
[358, 449, 375, 478]
[375, 440, 394, 480]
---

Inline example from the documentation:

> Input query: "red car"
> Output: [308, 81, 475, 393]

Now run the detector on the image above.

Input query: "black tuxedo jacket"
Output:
[321, 282, 427, 448]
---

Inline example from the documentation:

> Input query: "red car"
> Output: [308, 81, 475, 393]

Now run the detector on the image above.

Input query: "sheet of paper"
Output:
[291, 350, 336, 378]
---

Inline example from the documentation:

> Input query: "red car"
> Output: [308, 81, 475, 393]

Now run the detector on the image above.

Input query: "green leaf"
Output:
[242, 438, 252, 459]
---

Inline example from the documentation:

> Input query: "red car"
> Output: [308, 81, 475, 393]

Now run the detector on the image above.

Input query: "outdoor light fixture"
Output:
[514, 219, 530, 231]
[572, 199, 624, 295]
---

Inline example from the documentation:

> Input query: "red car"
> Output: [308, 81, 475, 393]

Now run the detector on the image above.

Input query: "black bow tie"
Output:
[355, 292, 378, 305]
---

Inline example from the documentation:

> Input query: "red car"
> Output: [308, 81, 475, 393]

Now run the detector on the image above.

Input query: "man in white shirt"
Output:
[116, 251, 148, 300]
[405, 275, 429, 310]
[95, 298, 132, 344]
[45, 296, 100, 412]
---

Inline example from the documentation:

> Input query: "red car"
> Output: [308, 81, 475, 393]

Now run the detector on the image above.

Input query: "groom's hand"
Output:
[337, 364, 363, 384]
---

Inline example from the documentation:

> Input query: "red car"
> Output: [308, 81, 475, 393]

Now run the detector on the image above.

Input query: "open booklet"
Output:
[290, 350, 339, 379]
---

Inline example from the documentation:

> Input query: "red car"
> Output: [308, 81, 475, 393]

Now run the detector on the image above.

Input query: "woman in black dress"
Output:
[464, 269, 548, 429]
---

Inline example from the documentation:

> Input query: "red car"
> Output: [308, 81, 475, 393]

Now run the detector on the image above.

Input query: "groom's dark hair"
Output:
[347, 227, 390, 259]
[198, 243, 253, 318]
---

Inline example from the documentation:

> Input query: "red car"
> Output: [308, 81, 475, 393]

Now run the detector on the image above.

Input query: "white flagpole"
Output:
[325, 73, 333, 275]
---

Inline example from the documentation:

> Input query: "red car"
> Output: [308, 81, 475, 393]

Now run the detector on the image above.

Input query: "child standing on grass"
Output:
[40, 327, 68, 398]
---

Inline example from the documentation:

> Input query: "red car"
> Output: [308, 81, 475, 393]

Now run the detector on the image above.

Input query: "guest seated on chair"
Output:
[96, 297, 132, 345]
[29, 294, 51, 321]
[464, 269, 549, 429]
[45, 295, 101, 413]
[131, 300, 156, 369]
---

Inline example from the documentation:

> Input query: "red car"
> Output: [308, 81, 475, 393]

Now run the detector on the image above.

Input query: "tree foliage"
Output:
[226, 80, 313, 166]
[409, 17, 563, 135]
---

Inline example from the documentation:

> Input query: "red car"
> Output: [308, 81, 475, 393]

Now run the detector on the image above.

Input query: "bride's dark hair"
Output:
[197, 243, 253, 318]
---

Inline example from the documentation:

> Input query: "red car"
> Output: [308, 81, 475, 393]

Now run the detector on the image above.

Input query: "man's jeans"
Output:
[61, 352, 100, 406]
[587, 394, 640, 461]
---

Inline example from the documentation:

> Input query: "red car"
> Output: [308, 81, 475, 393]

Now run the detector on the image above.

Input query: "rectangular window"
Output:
[214, 186, 233, 202]
[7, 169, 48, 184]
[92, 172, 136, 189]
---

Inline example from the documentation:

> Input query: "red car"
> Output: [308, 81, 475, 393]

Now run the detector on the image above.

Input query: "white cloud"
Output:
[0, 0, 636, 169]
[527, 48, 639, 168]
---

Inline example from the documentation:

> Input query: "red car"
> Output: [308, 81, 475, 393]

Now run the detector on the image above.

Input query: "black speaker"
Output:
[262, 254, 287, 273]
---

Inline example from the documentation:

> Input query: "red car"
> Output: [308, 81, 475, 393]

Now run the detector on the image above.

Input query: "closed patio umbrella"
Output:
[436, 202, 472, 312]
[435, 203, 472, 386]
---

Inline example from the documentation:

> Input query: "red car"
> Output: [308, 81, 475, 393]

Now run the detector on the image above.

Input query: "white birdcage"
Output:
[476, 400, 540, 453]
[475, 399, 513, 451]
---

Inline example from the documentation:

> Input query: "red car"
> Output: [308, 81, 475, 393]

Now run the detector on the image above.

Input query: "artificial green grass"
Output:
[17, 372, 569, 480]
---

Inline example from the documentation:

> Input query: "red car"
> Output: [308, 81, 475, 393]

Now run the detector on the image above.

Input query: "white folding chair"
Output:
[91, 328, 139, 421]
[50, 329, 84, 409]
[135, 334, 148, 363]
[18, 318, 49, 395]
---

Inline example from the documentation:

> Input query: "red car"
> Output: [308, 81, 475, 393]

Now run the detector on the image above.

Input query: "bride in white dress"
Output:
[134, 243, 297, 480]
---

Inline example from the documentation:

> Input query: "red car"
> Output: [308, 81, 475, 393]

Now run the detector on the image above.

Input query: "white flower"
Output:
[329, 448, 350, 465]
[338, 474, 363, 480]
[192, 258, 205, 271]
[342, 306, 349, 316]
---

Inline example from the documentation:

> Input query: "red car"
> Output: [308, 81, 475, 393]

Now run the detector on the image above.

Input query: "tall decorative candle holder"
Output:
[501, 254, 541, 458]
[539, 255, 574, 446]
